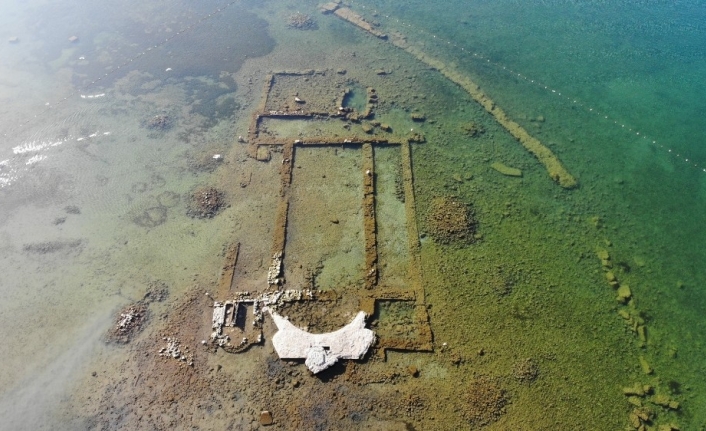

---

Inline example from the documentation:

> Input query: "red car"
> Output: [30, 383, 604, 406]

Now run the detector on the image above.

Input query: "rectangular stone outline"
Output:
[220, 71, 433, 355]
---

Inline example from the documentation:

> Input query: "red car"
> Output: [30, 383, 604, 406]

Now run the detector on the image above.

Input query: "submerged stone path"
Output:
[321, 2, 578, 189]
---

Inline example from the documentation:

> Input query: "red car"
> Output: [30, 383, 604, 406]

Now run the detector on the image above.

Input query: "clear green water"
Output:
[362, 0, 706, 426]
[1, 0, 705, 429]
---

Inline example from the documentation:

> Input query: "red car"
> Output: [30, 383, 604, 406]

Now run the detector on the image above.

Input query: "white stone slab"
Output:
[269, 310, 375, 373]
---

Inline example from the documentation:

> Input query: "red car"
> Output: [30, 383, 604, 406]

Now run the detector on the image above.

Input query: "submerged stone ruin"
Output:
[207, 64, 434, 373]
[206, 0, 578, 375]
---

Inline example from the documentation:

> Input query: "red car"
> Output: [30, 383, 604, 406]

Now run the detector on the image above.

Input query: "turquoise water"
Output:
[1, 0, 705, 429]
[373, 0, 706, 426]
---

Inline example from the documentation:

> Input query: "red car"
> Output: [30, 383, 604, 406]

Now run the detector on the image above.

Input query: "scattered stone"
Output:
[512, 358, 539, 383]
[658, 424, 681, 431]
[256, 146, 271, 162]
[106, 302, 149, 344]
[8, 36, 19, 44]
[239, 170, 252, 188]
[461, 121, 485, 137]
[23, 239, 83, 255]
[68, 35, 79, 43]
[145, 114, 172, 130]
[637, 325, 647, 343]
[490, 162, 522, 177]
[628, 412, 641, 429]
[630, 407, 654, 429]
[287, 12, 316, 30]
[617, 284, 632, 303]
[259, 411, 273, 426]
[596, 249, 612, 268]
[188, 150, 225, 173]
[652, 394, 679, 410]
[320, 1, 340, 14]
[144, 280, 169, 303]
[186, 186, 224, 219]
[605, 271, 618, 286]
[408, 131, 425, 143]
[618, 309, 631, 320]
[623, 384, 645, 397]
[426, 196, 477, 245]
[332, 7, 387, 39]
[267, 252, 283, 285]
[626, 396, 643, 407]
[159, 337, 193, 365]
[462, 376, 508, 426]
[53, 217, 67, 225]
[639, 356, 653, 375]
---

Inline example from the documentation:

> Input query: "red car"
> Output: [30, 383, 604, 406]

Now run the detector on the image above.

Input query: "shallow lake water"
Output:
[1, 0, 705, 430]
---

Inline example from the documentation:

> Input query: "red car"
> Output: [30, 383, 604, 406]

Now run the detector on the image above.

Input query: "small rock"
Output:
[628, 412, 641, 429]
[68, 35, 79, 43]
[260, 411, 273, 426]
[626, 396, 642, 407]
[256, 146, 271, 162]
[637, 325, 647, 342]
[622, 384, 645, 397]
[407, 365, 419, 377]
[410, 112, 425, 122]
[490, 162, 522, 177]
[361, 122, 373, 133]
[320, 2, 340, 13]
[380, 123, 391, 132]
[336, 69, 347, 74]
[639, 356, 653, 374]
[616, 284, 632, 303]
[375, 69, 387, 75]
[8, 36, 19, 44]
